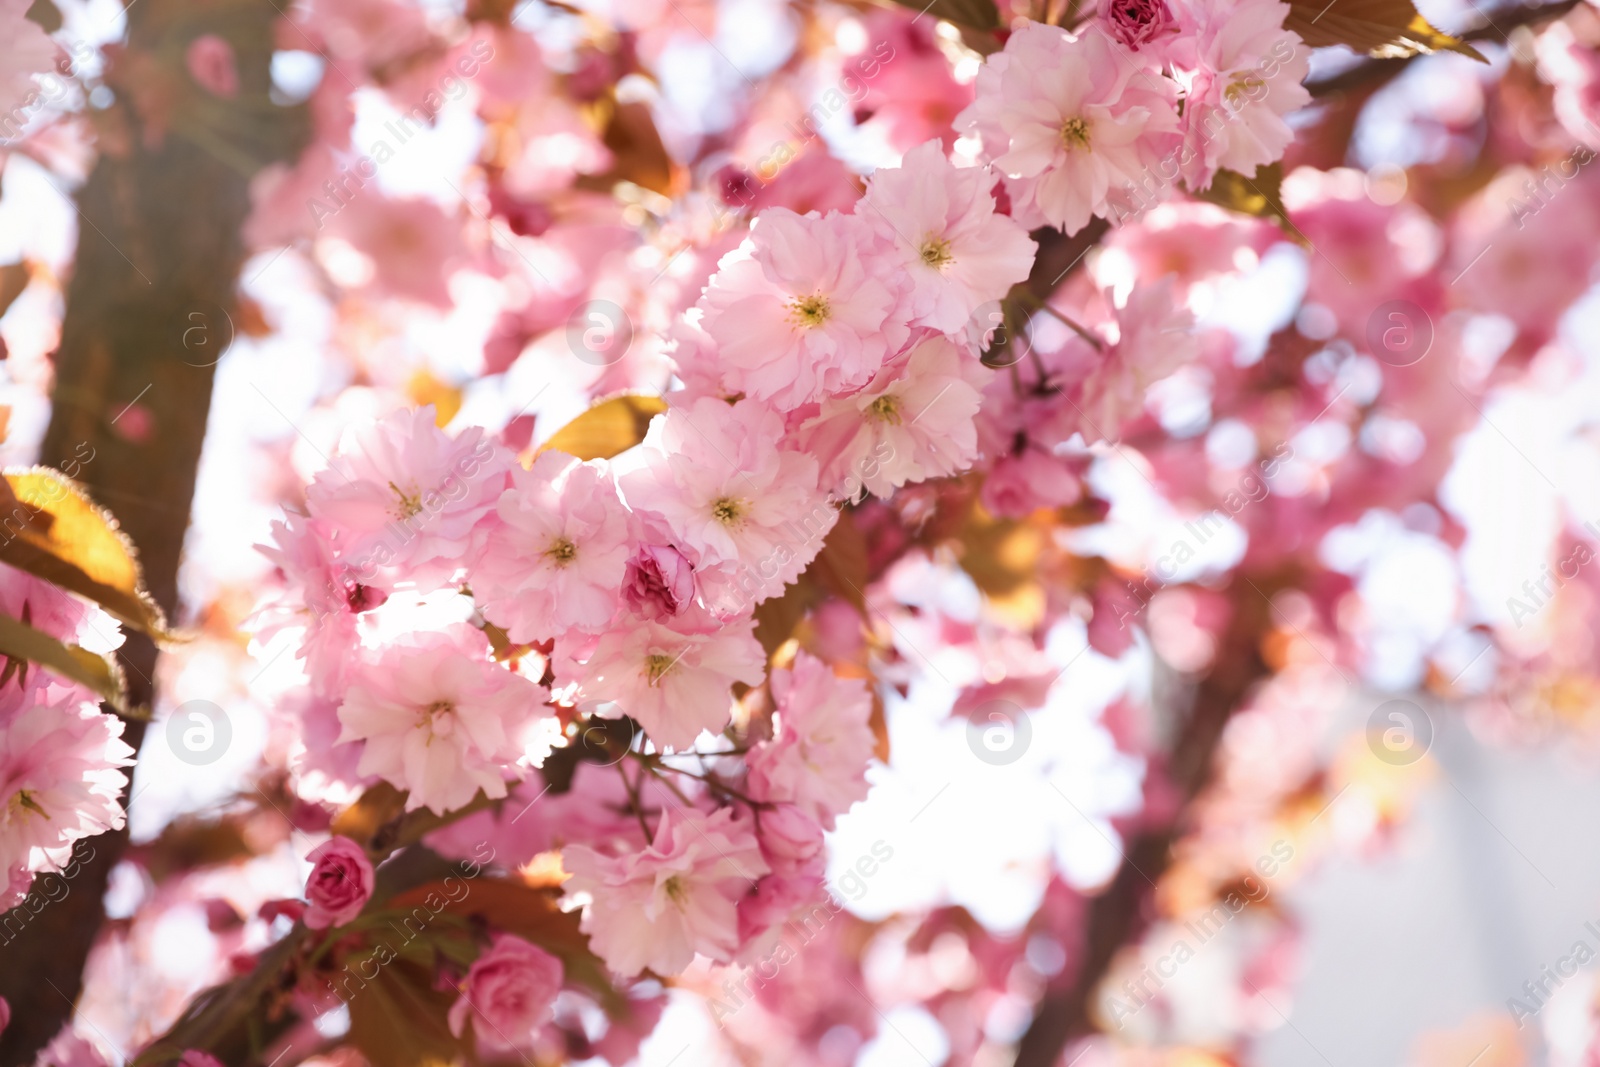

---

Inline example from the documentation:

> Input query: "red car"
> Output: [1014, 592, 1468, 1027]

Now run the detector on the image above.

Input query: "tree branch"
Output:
[1009, 581, 1275, 1067]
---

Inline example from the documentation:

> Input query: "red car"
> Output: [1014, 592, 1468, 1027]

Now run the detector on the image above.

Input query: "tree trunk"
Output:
[0, 2, 295, 1060]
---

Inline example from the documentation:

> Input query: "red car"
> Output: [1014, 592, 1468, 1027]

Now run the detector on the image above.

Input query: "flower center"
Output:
[1225, 76, 1265, 108]
[1060, 117, 1091, 150]
[711, 497, 744, 525]
[388, 481, 424, 519]
[663, 874, 689, 905]
[788, 293, 831, 329]
[8, 790, 46, 821]
[646, 653, 678, 686]
[546, 537, 577, 565]
[919, 236, 954, 270]
[868, 395, 903, 424]
[418, 700, 455, 742]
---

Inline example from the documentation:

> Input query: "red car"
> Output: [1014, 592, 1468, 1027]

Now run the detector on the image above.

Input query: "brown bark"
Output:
[0, 4, 299, 1063]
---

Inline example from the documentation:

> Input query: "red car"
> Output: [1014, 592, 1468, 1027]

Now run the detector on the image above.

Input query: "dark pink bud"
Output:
[623, 545, 694, 619]
[1098, 0, 1175, 50]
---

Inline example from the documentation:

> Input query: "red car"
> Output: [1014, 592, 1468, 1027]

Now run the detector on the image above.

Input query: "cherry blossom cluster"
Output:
[251, 130, 1047, 991]
[0, 567, 133, 909]
[961, 0, 1309, 233]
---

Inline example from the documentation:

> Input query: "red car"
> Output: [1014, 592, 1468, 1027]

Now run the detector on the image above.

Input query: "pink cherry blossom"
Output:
[447, 934, 564, 1050]
[303, 836, 375, 930]
[1537, 21, 1600, 149]
[326, 195, 471, 308]
[0, 563, 123, 663]
[294, 0, 435, 74]
[252, 512, 372, 694]
[737, 868, 826, 949]
[284, 688, 376, 802]
[717, 149, 865, 218]
[757, 802, 826, 873]
[858, 140, 1037, 335]
[847, 13, 973, 154]
[305, 406, 510, 593]
[617, 398, 833, 611]
[427, 760, 649, 869]
[1174, 0, 1310, 191]
[698, 208, 907, 407]
[0, 685, 133, 884]
[799, 334, 988, 500]
[562, 807, 768, 977]
[747, 652, 875, 828]
[560, 618, 765, 750]
[473, 451, 632, 642]
[957, 23, 1180, 234]
[1449, 166, 1600, 341]
[336, 625, 555, 814]
[979, 448, 1086, 518]
[1077, 277, 1200, 442]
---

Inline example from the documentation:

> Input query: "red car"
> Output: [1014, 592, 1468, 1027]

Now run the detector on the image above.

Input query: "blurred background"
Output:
[5, 0, 1600, 1060]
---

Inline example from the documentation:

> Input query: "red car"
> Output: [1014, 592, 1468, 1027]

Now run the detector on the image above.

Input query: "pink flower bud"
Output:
[623, 544, 695, 619]
[759, 803, 825, 868]
[303, 836, 374, 930]
[446, 934, 564, 1051]
[186, 35, 239, 99]
[1097, 0, 1175, 51]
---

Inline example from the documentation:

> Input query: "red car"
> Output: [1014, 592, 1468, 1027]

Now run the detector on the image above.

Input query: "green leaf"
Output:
[0, 610, 125, 711]
[0, 468, 169, 637]
[1193, 163, 1300, 238]
[1285, 0, 1486, 60]
[573, 99, 679, 197]
[386, 877, 624, 1010]
[539, 394, 667, 461]
[882, 0, 999, 31]
[331, 782, 497, 855]
[346, 960, 461, 1067]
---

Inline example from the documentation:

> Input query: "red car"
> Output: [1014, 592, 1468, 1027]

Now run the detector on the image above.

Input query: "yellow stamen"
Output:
[919, 236, 954, 270]
[869, 395, 903, 424]
[788, 294, 831, 328]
